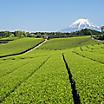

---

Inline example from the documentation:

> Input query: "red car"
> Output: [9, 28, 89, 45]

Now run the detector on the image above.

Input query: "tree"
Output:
[14, 31, 26, 37]
[0, 31, 12, 37]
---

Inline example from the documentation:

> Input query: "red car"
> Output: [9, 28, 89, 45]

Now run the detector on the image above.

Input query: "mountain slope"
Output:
[61, 18, 100, 33]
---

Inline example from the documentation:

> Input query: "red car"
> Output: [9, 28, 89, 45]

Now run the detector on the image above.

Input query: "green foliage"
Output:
[64, 51, 104, 103]
[14, 31, 27, 37]
[0, 38, 44, 57]
[0, 37, 18, 41]
[39, 36, 99, 50]
[93, 33, 104, 40]
[0, 31, 13, 38]
[72, 43, 104, 64]
[0, 56, 49, 103]
[2, 54, 73, 104]
[0, 36, 104, 103]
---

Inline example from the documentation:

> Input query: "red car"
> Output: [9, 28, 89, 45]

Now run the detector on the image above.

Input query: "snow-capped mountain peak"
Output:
[61, 18, 100, 33]
[71, 18, 91, 29]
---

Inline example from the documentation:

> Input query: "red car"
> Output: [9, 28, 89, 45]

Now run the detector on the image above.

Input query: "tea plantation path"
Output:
[0, 39, 47, 58]
[24, 39, 48, 54]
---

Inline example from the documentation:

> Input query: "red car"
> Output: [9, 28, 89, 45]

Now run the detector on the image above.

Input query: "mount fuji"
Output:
[61, 18, 100, 33]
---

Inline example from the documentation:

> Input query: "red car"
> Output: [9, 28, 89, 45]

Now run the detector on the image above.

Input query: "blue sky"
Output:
[0, 0, 104, 32]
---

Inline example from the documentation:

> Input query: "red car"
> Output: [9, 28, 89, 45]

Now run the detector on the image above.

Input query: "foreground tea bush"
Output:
[0, 56, 49, 103]
[3, 54, 73, 104]
[73, 45, 104, 64]
[64, 51, 104, 103]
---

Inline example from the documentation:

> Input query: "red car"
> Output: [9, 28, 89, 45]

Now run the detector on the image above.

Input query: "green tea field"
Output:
[0, 36, 104, 104]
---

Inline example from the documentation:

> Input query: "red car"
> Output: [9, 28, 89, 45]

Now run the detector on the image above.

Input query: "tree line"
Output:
[0, 29, 101, 39]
